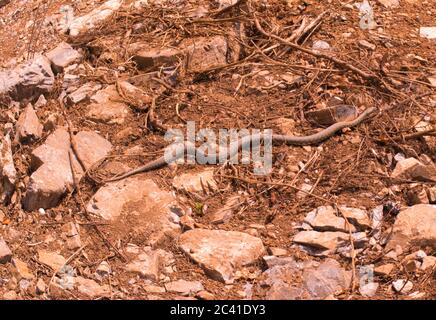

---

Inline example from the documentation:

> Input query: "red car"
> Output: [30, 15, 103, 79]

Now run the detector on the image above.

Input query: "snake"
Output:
[106, 107, 377, 182]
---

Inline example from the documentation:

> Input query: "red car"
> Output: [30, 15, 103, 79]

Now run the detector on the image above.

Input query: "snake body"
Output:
[106, 107, 376, 182]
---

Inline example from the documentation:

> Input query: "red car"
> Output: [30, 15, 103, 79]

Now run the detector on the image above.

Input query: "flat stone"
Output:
[304, 206, 356, 233]
[196, 290, 215, 300]
[130, 43, 183, 70]
[293, 230, 349, 252]
[66, 82, 102, 105]
[3, 291, 17, 300]
[377, 0, 400, 8]
[0, 54, 54, 101]
[374, 263, 395, 276]
[0, 238, 12, 264]
[23, 128, 112, 211]
[62, 222, 82, 250]
[12, 258, 34, 280]
[419, 27, 436, 40]
[36, 278, 47, 294]
[37, 250, 66, 270]
[173, 169, 218, 193]
[0, 133, 17, 205]
[305, 105, 358, 126]
[263, 256, 298, 269]
[165, 280, 204, 295]
[87, 85, 131, 124]
[359, 282, 379, 297]
[179, 229, 265, 283]
[87, 177, 181, 245]
[391, 158, 436, 182]
[358, 40, 376, 50]
[73, 131, 112, 170]
[392, 279, 413, 293]
[181, 36, 228, 72]
[15, 104, 43, 143]
[125, 249, 161, 281]
[269, 247, 288, 256]
[69, 0, 123, 37]
[144, 285, 165, 293]
[387, 204, 436, 250]
[420, 256, 436, 270]
[338, 206, 371, 230]
[75, 276, 110, 298]
[45, 42, 82, 73]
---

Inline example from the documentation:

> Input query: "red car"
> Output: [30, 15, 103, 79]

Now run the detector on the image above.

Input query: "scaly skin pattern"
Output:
[106, 107, 377, 182]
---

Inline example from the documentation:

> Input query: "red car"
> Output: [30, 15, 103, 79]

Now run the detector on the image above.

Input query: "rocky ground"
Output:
[0, 0, 435, 300]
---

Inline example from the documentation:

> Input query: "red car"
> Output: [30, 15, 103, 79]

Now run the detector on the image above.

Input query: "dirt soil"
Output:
[0, 0, 435, 300]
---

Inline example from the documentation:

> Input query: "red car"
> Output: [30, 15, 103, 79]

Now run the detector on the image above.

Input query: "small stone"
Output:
[420, 256, 436, 271]
[36, 278, 46, 294]
[302, 259, 352, 299]
[66, 83, 102, 105]
[374, 264, 395, 276]
[69, 0, 123, 37]
[173, 169, 218, 193]
[125, 249, 161, 281]
[293, 230, 349, 252]
[196, 290, 215, 300]
[3, 290, 17, 300]
[419, 27, 436, 40]
[304, 206, 356, 233]
[377, 0, 400, 8]
[0, 133, 16, 205]
[87, 85, 131, 124]
[0, 238, 12, 264]
[12, 258, 34, 280]
[15, 104, 43, 143]
[34, 95, 47, 108]
[305, 105, 358, 126]
[37, 250, 66, 270]
[179, 229, 265, 283]
[392, 158, 435, 182]
[96, 261, 111, 277]
[180, 215, 195, 230]
[358, 40, 376, 50]
[312, 40, 331, 52]
[45, 42, 82, 73]
[387, 204, 436, 250]
[75, 276, 110, 298]
[165, 280, 204, 295]
[268, 247, 288, 257]
[392, 279, 413, 293]
[359, 282, 379, 297]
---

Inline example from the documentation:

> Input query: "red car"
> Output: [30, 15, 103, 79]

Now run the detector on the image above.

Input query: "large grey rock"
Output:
[0, 54, 54, 101]
[179, 229, 265, 283]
